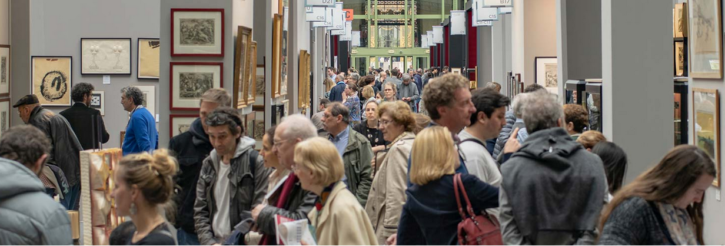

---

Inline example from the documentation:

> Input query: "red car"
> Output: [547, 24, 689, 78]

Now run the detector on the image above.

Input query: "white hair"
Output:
[522, 91, 564, 133]
[511, 93, 530, 119]
[280, 114, 317, 140]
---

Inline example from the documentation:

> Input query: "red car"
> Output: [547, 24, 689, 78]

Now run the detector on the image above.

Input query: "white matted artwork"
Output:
[0, 99, 9, 139]
[171, 9, 224, 56]
[283, 99, 289, 117]
[0, 45, 9, 96]
[80, 38, 132, 75]
[136, 86, 156, 119]
[90, 91, 105, 116]
[535, 57, 558, 95]
[170, 115, 196, 137]
[170, 62, 223, 110]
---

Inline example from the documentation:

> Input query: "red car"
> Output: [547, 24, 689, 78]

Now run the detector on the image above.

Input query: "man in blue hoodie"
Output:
[169, 88, 230, 245]
[121, 86, 158, 155]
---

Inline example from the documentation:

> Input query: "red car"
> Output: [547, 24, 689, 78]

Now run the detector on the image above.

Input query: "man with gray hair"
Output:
[121, 86, 157, 155]
[398, 73, 420, 112]
[499, 90, 607, 245]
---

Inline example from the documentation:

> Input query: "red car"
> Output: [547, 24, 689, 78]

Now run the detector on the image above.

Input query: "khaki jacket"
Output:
[309, 182, 378, 245]
[365, 132, 415, 245]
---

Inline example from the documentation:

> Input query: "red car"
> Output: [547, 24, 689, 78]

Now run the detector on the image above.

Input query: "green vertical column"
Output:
[367, 0, 371, 48]
[441, 0, 445, 22]
[375, 0, 379, 48]
[404, 0, 408, 48]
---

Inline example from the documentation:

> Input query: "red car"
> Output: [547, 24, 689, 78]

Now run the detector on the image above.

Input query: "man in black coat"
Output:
[60, 83, 109, 150]
[168, 88, 230, 245]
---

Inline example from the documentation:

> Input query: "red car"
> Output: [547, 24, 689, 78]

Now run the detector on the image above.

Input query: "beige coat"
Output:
[308, 182, 378, 245]
[365, 132, 415, 245]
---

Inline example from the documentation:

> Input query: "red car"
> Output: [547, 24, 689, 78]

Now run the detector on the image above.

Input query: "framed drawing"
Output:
[674, 3, 688, 38]
[234, 26, 252, 109]
[32, 56, 72, 106]
[138, 38, 160, 79]
[255, 64, 265, 106]
[0, 45, 10, 97]
[245, 42, 258, 106]
[692, 88, 721, 187]
[0, 98, 10, 139]
[688, 0, 722, 79]
[171, 8, 224, 57]
[675, 41, 688, 77]
[170, 115, 197, 137]
[272, 14, 283, 98]
[90, 91, 105, 116]
[534, 57, 558, 94]
[80, 38, 132, 75]
[136, 85, 156, 118]
[170, 62, 223, 111]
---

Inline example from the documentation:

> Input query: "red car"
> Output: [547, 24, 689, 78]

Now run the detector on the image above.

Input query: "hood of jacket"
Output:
[513, 127, 583, 170]
[209, 136, 256, 166]
[0, 158, 44, 200]
[189, 118, 210, 146]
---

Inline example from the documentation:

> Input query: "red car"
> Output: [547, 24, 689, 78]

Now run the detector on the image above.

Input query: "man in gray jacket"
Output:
[193, 107, 271, 245]
[398, 74, 420, 112]
[0, 125, 72, 244]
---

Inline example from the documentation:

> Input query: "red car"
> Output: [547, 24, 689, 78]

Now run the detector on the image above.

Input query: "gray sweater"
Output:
[599, 197, 676, 245]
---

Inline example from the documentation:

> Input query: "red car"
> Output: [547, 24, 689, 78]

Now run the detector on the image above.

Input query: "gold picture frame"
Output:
[692, 88, 721, 187]
[298, 50, 311, 108]
[246, 42, 258, 106]
[272, 14, 283, 98]
[234, 26, 253, 109]
[674, 3, 688, 38]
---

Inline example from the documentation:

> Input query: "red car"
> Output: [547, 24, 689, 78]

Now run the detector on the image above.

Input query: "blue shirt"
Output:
[328, 82, 347, 102]
[344, 95, 361, 122]
[328, 126, 350, 156]
[515, 118, 529, 143]
[122, 107, 158, 155]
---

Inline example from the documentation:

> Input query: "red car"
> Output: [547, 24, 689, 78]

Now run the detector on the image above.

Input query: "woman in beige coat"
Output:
[294, 137, 377, 245]
[365, 101, 417, 245]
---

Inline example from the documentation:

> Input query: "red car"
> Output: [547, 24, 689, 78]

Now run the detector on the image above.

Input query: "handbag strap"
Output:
[453, 173, 468, 220]
[454, 174, 478, 218]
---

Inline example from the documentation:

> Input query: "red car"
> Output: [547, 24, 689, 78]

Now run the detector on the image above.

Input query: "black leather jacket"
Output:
[28, 106, 83, 186]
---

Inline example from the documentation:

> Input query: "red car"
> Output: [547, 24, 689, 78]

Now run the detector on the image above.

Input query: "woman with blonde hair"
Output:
[599, 145, 716, 244]
[577, 130, 607, 151]
[294, 137, 377, 245]
[110, 149, 177, 245]
[323, 78, 334, 99]
[361, 85, 376, 120]
[365, 101, 416, 245]
[396, 126, 499, 245]
[382, 82, 397, 102]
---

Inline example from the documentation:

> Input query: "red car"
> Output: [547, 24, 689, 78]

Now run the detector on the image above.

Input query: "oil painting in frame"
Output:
[234, 26, 252, 109]
[245, 41, 257, 106]
[272, 14, 283, 98]
[692, 88, 721, 187]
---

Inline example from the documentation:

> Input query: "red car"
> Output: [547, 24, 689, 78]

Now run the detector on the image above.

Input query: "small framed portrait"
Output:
[170, 115, 197, 137]
[171, 8, 225, 57]
[90, 91, 105, 116]
[170, 62, 223, 111]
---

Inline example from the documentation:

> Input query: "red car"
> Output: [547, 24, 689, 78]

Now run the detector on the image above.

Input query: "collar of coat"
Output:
[314, 182, 347, 227]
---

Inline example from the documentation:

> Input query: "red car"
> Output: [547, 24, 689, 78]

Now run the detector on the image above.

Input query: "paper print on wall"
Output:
[0, 99, 9, 139]
[91, 91, 105, 116]
[170, 62, 223, 111]
[255, 66, 265, 106]
[675, 41, 687, 77]
[692, 88, 721, 187]
[138, 38, 160, 79]
[674, 3, 688, 38]
[688, 0, 722, 79]
[81, 38, 132, 75]
[0, 45, 10, 96]
[171, 9, 224, 56]
[170, 115, 196, 137]
[535, 57, 558, 95]
[32, 56, 72, 106]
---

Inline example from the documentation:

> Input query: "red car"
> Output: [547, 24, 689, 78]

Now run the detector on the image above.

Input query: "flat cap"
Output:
[13, 94, 39, 108]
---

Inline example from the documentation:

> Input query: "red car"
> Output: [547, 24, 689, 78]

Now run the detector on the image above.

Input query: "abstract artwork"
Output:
[675, 41, 686, 76]
[0, 45, 9, 96]
[32, 56, 72, 106]
[171, 9, 224, 57]
[0, 98, 9, 139]
[170, 115, 197, 137]
[79, 149, 124, 245]
[170, 62, 223, 111]
[234, 26, 252, 109]
[81, 38, 132, 75]
[90, 91, 105, 116]
[138, 38, 160, 79]
[535, 57, 558, 95]
[692, 88, 720, 187]
[674, 3, 688, 38]
[688, 0, 722, 79]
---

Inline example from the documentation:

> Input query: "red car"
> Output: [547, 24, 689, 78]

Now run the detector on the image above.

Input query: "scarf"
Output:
[260, 173, 299, 245]
[656, 202, 698, 245]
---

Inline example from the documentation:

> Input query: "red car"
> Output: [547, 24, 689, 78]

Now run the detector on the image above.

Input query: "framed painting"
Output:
[170, 114, 197, 137]
[675, 41, 688, 77]
[0, 98, 9, 139]
[234, 26, 252, 109]
[674, 3, 688, 38]
[272, 14, 283, 98]
[692, 88, 721, 187]
[535, 57, 558, 95]
[80, 38, 132, 75]
[244, 112, 255, 138]
[255, 64, 265, 106]
[298, 50, 310, 108]
[170, 62, 223, 111]
[138, 38, 160, 79]
[32, 56, 72, 106]
[0, 45, 10, 97]
[136, 85, 156, 119]
[245, 42, 258, 106]
[688, 0, 722, 79]
[171, 8, 225, 57]
[90, 91, 105, 116]
[253, 110, 264, 150]
[282, 99, 289, 117]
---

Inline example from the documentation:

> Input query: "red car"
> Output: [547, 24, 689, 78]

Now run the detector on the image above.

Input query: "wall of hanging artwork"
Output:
[693, 88, 721, 187]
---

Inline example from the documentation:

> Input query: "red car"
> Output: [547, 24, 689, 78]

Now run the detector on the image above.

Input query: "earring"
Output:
[130, 203, 137, 215]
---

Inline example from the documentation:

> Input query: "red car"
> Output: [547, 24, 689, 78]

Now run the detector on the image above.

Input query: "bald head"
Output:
[274, 114, 317, 169]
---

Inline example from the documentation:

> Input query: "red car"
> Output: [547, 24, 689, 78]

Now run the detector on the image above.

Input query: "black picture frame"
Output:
[80, 38, 132, 75]
[137, 38, 160, 80]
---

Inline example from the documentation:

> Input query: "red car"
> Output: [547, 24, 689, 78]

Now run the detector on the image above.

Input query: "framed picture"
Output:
[136, 85, 156, 118]
[244, 112, 255, 138]
[688, 0, 722, 79]
[255, 65, 265, 107]
[280, 9, 289, 98]
[282, 99, 289, 117]
[298, 50, 310, 108]
[171, 8, 225, 57]
[0, 45, 10, 97]
[253, 110, 264, 150]
[32, 56, 72, 106]
[451, 68, 462, 75]
[692, 88, 721, 187]
[0, 98, 10, 139]
[245, 42, 258, 106]
[80, 38, 132, 75]
[534, 57, 558, 94]
[675, 41, 688, 77]
[234, 26, 252, 109]
[674, 3, 688, 38]
[271, 104, 284, 125]
[170, 62, 223, 111]
[170, 115, 197, 137]
[272, 14, 283, 98]
[138, 38, 160, 79]
[90, 91, 105, 116]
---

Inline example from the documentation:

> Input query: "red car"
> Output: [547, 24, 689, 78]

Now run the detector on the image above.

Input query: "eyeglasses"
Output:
[273, 139, 289, 148]
[378, 119, 392, 126]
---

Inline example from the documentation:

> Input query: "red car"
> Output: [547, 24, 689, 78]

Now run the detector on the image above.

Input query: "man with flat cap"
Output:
[14, 94, 83, 210]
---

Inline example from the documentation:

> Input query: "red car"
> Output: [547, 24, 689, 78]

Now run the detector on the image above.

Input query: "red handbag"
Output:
[454, 173, 503, 245]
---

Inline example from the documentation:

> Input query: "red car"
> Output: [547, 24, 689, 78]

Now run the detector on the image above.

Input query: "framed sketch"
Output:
[234, 26, 252, 109]
[32, 56, 72, 106]
[170, 115, 197, 137]
[0, 98, 10, 139]
[253, 110, 264, 150]
[138, 38, 160, 79]
[272, 14, 283, 98]
[136, 85, 156, 118]
[0, 45, 10, 97]
[90, 91, 105, 116]
[674, 3, 688, 38]
[171, 8, 225, 57]
[688, 0, 722, 79]
[170, 62, 223, 111]
[692, 88, 721, 187]
[245, 42, 258, 106]
[675, 41, 687, 77]
[534, 57, 558, 94]
[80, 38, 132, 75]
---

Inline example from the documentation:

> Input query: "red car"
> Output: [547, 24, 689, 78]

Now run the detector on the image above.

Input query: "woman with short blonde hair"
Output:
[577, 130, 607, 151]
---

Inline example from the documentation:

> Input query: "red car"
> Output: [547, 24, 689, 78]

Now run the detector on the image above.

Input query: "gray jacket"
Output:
[397, 82, 419, 110]
[194, 137, 271, 245]
[0, 158, 72, 244]
[28, 106, 83, 186]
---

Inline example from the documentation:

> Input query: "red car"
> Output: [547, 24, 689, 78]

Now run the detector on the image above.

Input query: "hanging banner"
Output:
[432, 26, 444, 44]
[427, 31, 434, 46]
[451, 10, 466, 35]
[352, 31, 361, 47]
[483, 0, 513, 7]
[306, 0, 335, 7]
[421, 35, 428, 48]
[340, 21, 353, 41]
[499, 7, 513, 14]
[306, 7, 326, 22]
[477, 7, 499, 21]
[312, 8, 333, 27]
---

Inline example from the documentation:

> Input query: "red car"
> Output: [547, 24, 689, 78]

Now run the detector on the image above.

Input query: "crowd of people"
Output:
[0, 69, 715, 245]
